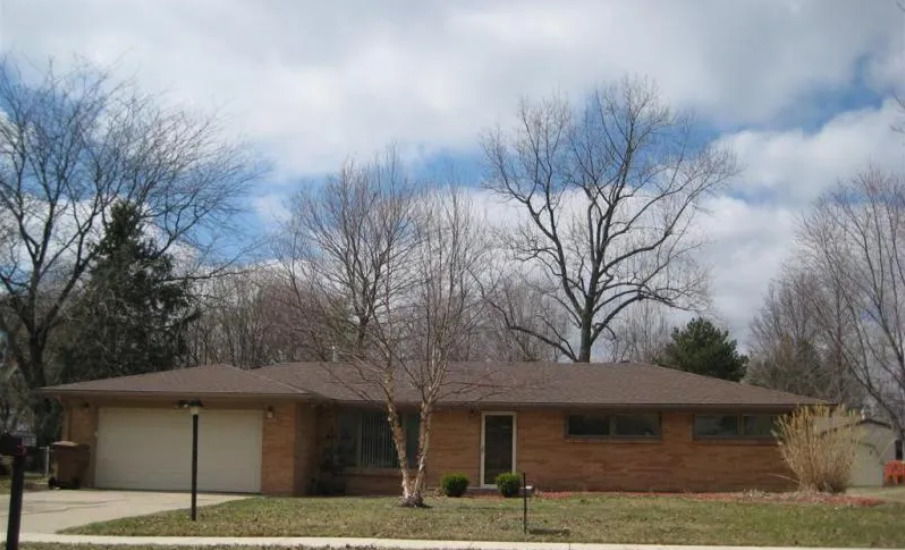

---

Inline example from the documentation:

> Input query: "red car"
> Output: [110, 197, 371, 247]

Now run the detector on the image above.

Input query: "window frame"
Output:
[564, 411, 662, 440]
[692, 413, 780, 440]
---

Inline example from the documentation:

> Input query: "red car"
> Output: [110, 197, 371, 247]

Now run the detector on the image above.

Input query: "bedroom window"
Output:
[566, 413, 661, 439]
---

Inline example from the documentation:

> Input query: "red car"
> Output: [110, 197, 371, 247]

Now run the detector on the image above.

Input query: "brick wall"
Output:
[261, 402, 298, 495]
[412, 408, 791, 493]
[511, 409, 792, 492]
[294, 403, 319, 495]
[327, 407, 792, 494]
[60, 400, 98, 487]
[65, 398, 793, 496]
[423, 409, 481, 485]
[59, 398, 303, 495]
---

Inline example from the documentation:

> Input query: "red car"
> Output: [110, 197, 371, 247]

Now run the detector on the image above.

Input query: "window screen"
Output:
[566, 414, 610, 437]
[742, 414, 777, 437]
[613, 413, 661, 437]
[693, 414, 740, 437]
[359, 410, 397, 468]
[334, 410, 422, 469]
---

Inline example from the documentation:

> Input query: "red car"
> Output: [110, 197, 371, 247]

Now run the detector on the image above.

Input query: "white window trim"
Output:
[480, 411, 517, 488]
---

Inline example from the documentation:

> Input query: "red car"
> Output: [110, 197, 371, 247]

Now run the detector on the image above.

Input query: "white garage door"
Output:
[95, 408, 262, 493]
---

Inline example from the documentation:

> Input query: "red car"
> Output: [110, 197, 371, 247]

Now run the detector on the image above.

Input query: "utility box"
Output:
[49, 441, 90, 489]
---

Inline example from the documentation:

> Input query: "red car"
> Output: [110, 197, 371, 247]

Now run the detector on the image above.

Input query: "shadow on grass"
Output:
[528, 527, 571, 536]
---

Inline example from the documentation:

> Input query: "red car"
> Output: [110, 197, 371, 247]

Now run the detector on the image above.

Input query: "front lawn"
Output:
[67, 493, 905, 548]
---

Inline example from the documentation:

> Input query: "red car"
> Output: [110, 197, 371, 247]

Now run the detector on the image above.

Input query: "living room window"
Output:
[336, 410, 419, 469]
[566, 413, 661, 439]
[694, 413, 778, 439]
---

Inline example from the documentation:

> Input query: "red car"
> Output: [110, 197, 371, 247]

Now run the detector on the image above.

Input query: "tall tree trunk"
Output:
[578, 310, 593, 362]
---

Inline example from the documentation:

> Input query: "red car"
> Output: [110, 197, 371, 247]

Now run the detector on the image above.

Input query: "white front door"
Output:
[481, 412, 516, 487]
[95, 407, 263, 493]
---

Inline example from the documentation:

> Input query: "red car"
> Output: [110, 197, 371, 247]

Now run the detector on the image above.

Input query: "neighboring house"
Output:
[815, 417, 902, 487]
[40, 361, 823, 495]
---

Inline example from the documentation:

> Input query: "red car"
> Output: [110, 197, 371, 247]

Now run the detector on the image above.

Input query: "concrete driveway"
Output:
[0, 490, 246, 533]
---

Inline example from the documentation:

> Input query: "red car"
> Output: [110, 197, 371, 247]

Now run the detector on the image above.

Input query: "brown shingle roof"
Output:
[256, 361, 825, 409]
[41, 361, 825, 409]
[40, 364, 309, 399]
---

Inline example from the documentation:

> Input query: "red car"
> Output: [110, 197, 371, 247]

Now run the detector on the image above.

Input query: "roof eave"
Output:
[316, 398, 820, 410]
[40, 389, 315, 401]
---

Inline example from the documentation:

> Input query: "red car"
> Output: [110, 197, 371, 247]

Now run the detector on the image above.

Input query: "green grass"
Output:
[66, 494, 905, 547]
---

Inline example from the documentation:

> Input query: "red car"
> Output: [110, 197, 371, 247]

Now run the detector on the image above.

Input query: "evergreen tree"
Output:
[657, 317, 748, 381]
[58, 202, 198, 382]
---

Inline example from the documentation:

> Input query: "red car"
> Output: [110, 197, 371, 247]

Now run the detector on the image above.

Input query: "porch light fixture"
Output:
[265, 406, 275, 420]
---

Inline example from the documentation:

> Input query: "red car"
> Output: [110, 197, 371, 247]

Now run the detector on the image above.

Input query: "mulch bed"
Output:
[531, 490, 884, 507]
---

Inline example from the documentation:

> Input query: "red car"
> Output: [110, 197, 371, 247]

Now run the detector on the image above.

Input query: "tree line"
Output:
[1, 60, 903, 503]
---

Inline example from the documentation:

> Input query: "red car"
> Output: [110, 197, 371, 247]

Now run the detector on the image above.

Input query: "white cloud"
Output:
[697, 196, 799, 347]
[2, 0, 903, 355]
[2, 0, 901, 178]
[719, 98, 904, 204]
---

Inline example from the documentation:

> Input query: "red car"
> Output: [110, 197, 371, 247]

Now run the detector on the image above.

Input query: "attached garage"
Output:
[95, 407, 263, 493]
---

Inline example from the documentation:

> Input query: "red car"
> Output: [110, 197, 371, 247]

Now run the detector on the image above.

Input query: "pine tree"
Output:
[57, 202, 198, 382]
[657, 317, 748, 381]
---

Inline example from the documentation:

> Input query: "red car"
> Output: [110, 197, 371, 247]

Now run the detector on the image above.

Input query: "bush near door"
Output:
[495, 472, 520, 497]
[440, 473, 469, 497]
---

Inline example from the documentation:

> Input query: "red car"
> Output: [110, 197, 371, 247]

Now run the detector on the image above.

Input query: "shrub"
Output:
[440, 473, 469, 497]
[775, 405, 861, 493]
[495, 472, 521, 498]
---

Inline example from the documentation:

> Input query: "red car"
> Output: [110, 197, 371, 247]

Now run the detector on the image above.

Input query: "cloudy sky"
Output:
[1, 0, 903, 347]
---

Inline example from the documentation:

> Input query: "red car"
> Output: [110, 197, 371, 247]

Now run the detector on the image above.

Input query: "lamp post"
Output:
[179, 399, 203, 521]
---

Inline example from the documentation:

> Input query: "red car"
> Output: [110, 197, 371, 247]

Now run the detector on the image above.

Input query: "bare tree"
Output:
[482, 77, 736, 362]
[470, 277, 566, 362]
[603, 299, 672, 362]
[186, 268, 344, 367]
[356, 187, 486, 507]
[0, 325, 30, 433]
[798, 168, 905, 437]
[747, 267, 863, 407]
[276, 149, 418, 356]
[0, 60, 258, 439]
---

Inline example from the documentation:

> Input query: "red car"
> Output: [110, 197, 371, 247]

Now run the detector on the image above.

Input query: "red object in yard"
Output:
[884, 461, 905, 485]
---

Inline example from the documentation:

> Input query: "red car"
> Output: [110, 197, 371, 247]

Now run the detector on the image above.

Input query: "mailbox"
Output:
[0, 433, 26, 457]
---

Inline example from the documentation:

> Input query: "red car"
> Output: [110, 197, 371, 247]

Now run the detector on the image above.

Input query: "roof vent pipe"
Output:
[331, 345, 338, 363]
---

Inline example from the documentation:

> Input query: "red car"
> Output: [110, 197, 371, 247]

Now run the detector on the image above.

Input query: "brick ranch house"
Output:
[41, 361, 822, 495]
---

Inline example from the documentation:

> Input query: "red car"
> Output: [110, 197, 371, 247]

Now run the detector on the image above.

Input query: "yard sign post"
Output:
[522, 472, 528, 534]
[191, 407, 199, 520]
